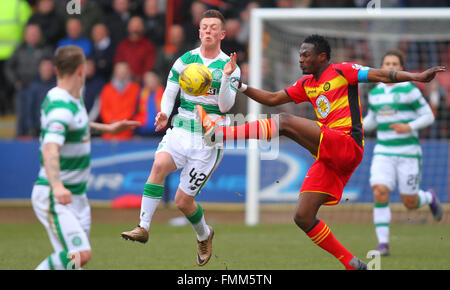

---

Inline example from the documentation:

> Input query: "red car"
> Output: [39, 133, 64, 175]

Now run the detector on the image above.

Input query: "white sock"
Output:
[186, 203, 210, 241]
[417, 189, 433, 208]
[139, 183, 164, 231]
[373, 203, 391, 244]
[191, 215, 211, 241]
[139, 196, 160, 231]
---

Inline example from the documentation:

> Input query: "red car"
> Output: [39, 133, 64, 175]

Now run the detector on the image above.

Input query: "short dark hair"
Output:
[303, 34, 331, 61]
[200, 9, 226, 28]
[382, 49, 406, 68]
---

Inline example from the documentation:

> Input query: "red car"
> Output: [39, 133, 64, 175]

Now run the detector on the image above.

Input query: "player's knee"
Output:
[293, 211, 314, 232]
[70, 250, 91, 268]
[373, 185, 390, 202]
[401, 195, 418, 210]
[174, 194, 193, 212]
[151, 160, 170, 178]
[78, 250, 91, 266]
[278, 112, 293, 135]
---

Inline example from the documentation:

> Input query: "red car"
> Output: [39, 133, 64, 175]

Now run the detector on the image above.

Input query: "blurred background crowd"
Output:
[0, 0, 449, 140]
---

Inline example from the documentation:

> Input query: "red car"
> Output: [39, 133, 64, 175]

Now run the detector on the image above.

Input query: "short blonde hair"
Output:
[54, 45, 85, 77]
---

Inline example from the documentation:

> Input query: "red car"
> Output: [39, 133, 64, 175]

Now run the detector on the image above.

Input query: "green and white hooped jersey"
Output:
[367, 82, 432, 157]
[167, 47, 240, 126]
[35, 87, 90, 195]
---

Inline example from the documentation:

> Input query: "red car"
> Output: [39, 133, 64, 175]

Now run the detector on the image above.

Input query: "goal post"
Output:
[245, 8, 450, 225]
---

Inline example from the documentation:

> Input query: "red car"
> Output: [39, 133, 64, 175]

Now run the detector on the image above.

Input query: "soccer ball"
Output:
[179, 63, 212, 96]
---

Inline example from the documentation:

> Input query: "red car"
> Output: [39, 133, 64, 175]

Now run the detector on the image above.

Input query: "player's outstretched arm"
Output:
[90, 120, 141, 134]
[238, 83, 292, 107]
[367, 66, 447, 83]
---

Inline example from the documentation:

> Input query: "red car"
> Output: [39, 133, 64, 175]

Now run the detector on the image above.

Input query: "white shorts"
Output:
[31, 185, 91, 254]
[156, 127, 224, 196]
[369, 154, 421, 195]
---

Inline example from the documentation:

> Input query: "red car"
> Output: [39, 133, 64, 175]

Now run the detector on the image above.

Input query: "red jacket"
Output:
[114, 37, 156, 80]
[100, 81, 140, 140]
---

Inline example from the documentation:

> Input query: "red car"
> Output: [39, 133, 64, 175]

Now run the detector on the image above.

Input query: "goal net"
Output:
[245, 8, 450, 225]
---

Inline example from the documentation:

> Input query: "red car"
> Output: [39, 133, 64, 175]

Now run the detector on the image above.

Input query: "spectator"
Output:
[4, 23, 52, 137]
[83, 58, 106, 120]
[153, 24, 190, 81]
[73, 0, 104, 38]
[99, 62, 140, 140]
[0, 0, 32, 115]
[221, 18, 247, 64]
[142, 0, 166, 48]
[114, 16, 157, 82]
[183, 1, 208, 48]
[57, 18, 93, 57]
[52, 0, 104, 38]
[91, 23, 115, 81]
[236, 1, 259, 46]
[27, 0, 64, 48]
[105, 0, 133, 45]
[134, 71, 164, 137]
[26, 58, 56, 137]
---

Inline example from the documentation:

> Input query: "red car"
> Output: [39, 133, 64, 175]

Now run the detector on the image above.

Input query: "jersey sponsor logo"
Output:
[316, 95, 331, 118]
[323, 82, 331, 91]
[207, 87, 217, 95]
[378, 105, 397, 116]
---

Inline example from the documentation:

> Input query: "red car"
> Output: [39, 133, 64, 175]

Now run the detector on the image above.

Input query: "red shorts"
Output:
[300, 124, 363, 206]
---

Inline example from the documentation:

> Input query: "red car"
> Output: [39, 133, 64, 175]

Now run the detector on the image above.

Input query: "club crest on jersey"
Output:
[316, 95, 331, 118]
[212, 69, 223, 81]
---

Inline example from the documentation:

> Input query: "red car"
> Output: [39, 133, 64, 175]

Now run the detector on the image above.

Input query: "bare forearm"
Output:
[368, 66, 447, 83]
[243, 86, 287, 107]
[368, 69, 416, 83]
[89, 121, 108, 133]
[43, 143, 63, 189]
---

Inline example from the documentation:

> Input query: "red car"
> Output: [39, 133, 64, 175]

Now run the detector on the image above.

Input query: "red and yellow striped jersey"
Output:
[285, 63, 365, 147]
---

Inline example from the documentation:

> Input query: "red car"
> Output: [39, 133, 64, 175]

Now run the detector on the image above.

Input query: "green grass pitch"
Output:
[1, 222, 449, 270]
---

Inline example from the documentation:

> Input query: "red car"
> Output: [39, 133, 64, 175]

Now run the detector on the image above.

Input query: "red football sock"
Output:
[306, 220, 356, 270]
[217, 118, 278, 141]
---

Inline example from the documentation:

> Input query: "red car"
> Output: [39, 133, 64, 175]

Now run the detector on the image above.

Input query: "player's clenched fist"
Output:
[53, 184, 72, 205]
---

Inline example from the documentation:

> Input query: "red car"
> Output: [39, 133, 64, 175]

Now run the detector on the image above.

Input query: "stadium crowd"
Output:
[0, 0, 448, 139]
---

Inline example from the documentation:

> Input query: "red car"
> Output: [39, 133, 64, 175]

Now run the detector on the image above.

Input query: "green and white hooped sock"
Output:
[417, 189, 433, 208]
[139, 183, 164, 231]
[186, 203, 210, 241]
[373, 203, 391, 244]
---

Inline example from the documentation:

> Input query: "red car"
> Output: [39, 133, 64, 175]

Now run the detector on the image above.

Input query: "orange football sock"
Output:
[306, 220, 356, 270]
[218, 118, 278, 141]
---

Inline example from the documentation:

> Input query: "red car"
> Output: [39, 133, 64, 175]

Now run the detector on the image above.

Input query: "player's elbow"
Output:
[218, 103, 232, 113]
[429, 113, 436, 125]
[264, 93, 280, 107]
